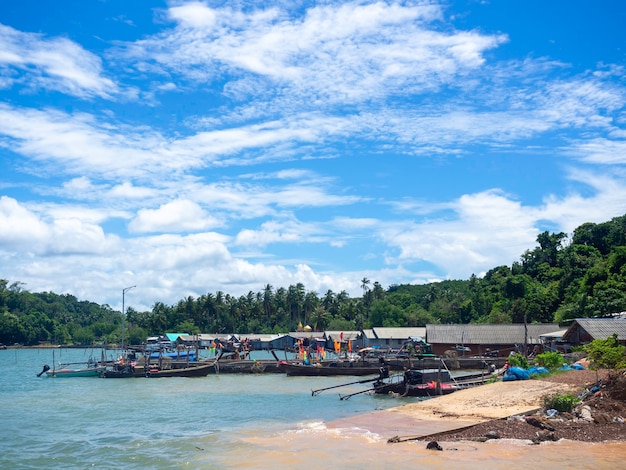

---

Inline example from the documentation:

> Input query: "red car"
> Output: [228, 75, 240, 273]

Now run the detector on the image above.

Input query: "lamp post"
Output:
[121, 285, 136, 351]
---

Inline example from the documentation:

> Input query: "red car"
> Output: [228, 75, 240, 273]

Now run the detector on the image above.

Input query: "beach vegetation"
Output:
[583, 333, 626, 376]
[535, 351, 564, 371]
[543, 393, 578, 413]
[508, 353, 530, 370]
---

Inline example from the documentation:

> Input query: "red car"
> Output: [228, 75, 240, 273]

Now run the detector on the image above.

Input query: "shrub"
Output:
[508, 353, 529, 369]
[543, 393, 578, 413]
[583, 333, 626, 377]
[535, 351, 563, 371]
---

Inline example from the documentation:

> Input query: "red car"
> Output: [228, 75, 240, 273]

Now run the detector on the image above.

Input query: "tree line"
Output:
[2, 213, 626, 346]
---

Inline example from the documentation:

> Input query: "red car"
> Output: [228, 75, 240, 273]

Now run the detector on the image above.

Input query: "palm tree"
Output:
[372, 281, 385, 301]
[303, 291, 319, 326]
[361, 278, 372, 321]
[322, 289, 336, 315]
[361, 277, 371, 297]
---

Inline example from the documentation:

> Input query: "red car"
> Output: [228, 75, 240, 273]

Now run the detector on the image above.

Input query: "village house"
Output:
[324, 330, 362, 350]
[425, 323, 560, 357]
[559, 317, 626, 350]
[362, 327, 427, 350]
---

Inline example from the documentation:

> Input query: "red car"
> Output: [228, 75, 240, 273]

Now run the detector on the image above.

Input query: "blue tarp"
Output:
[503, 362, 584, 381]
[528, 366, 550, 375]
[502, 366, 530, 381]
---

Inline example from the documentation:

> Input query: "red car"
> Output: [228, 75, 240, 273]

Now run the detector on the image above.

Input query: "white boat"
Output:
[38, 349, 107, 378]
[45, 363, 105, 377]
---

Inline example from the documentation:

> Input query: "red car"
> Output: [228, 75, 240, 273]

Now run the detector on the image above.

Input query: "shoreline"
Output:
[329, 369, 626, 444]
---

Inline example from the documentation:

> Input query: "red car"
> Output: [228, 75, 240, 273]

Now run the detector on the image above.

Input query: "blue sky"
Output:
[1, 0, 625, 312]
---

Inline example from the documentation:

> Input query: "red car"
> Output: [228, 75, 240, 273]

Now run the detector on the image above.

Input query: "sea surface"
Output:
[1, 348, 624, 469]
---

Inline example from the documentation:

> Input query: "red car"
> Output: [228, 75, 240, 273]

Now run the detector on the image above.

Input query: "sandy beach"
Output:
[329, 369, 626, 443]
[229, 369, 626, 469]
[329, 379, 573, 437]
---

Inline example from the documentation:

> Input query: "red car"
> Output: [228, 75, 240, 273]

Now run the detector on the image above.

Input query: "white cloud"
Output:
[108, 182, 158, 200]
[121, 2, 506, 104]
[538, 169, 626, 232]
[129, 199, 222, 233]
[0, 104, 354, 180]
[235, 219, 316, 246]
[189, 178, 361, 220]
[0, 196, 117, 255]
[379, 190, 538, 277]
[0, 104, 166, 178]
[0, 23, 120, 98]
[0, 196, 49, 247]
[568, 138, 626, 164]
[168, 1, 218, 29]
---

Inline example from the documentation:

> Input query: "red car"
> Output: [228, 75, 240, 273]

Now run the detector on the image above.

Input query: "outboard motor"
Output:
[37, 364, 50, 377]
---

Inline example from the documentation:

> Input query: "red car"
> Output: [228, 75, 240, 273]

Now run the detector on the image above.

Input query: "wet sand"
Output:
[206, 378, 626, 469]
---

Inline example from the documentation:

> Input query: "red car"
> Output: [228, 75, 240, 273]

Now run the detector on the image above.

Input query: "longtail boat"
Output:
[278, 360, 386, 376]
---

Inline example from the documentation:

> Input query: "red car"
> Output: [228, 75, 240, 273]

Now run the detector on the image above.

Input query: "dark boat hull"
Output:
[100, 366, 143, 378]
[200, 359, 283, 374]
[373, 369, 498, 397]
[279, 361, 384, 376]
[146, 363, 213, 377]
[374, 381, 457, 397]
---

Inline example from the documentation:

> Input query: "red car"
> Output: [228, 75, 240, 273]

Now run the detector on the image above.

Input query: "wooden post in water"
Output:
[437, 360, 442, 395]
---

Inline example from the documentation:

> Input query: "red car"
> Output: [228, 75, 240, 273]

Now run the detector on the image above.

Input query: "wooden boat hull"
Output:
[373, 369, 499, 397]
[206, 359, 283, 374]
[146, 363, 213, 377]
[100, 367, 143, 378]
[46, 367, 104, 378]
[279, 361, 384, 376]
[374, 381, 457, 397]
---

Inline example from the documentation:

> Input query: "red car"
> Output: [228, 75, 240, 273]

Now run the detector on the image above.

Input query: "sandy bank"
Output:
[329, 378, 577, 438]
[392, 379, 576, 421]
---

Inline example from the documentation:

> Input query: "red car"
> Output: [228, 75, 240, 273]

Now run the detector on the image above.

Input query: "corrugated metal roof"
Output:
[243, 334, 288, 342]
[425, 324, 560, 345]
[562, 318, 626, 342]
[165, 333, 189, 341]
[324, 331, 360, 341]
[289, 332, 323, 339]
[539, 329, 568, 339]
[176, 334, 215, 341]
[362, 329, 375, 339]
[178, 335, 203, 342]
[372, 327, 426, 340]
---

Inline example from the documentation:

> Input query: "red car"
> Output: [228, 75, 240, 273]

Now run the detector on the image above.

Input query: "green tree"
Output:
[535, 351, 564, 371]
[583, 333, 626, 377]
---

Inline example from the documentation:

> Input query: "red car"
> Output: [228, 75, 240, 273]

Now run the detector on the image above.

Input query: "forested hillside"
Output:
[2, 214, 626, 346]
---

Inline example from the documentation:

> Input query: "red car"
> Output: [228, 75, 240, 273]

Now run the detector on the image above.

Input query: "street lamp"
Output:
[121, 285, 136, 351]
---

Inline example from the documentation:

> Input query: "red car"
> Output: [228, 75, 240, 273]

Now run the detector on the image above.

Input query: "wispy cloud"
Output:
[0, 23, 120, 98]
[118, 2, 505, 106]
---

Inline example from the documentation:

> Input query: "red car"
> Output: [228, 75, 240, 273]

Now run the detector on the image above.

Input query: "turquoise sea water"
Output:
[2, 348, 624, 470]
[1, 348, 397, 469]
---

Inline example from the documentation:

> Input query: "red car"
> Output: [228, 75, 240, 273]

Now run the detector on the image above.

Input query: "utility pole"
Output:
[121, 285, 136, 351]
